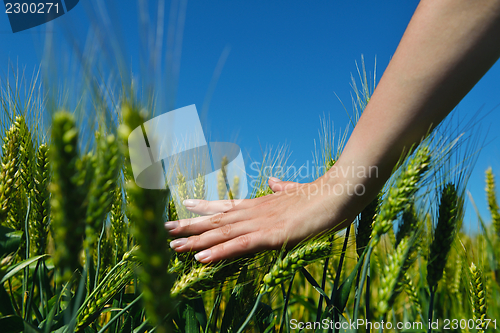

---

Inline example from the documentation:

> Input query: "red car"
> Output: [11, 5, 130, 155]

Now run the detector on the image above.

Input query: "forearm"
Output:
[325, 0, 500, 215]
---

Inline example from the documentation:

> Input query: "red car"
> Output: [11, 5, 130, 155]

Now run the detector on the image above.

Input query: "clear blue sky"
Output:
[1, 1, 499, 231]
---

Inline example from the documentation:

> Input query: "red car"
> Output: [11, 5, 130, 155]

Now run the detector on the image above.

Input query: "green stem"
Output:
[353, 245, 374, 331]
[333, 224, 351, 333]
[236, 292, 264, 333]
[279, 272, 296, 333]
[97, 294, 143, 333]
[427, 286, 436, 333]
[316, 257, 330, 322]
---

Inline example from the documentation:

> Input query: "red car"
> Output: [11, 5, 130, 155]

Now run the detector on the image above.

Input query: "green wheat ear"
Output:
[50, 111, 87, 283]
[0, 124, 20, 224]
[85, 133, 121, 253]
[260, 235, 333, 294]
[378, 233, 418, 315]
[469, 262, 487, 333]
[371, 146, 430, 244]
[110, 185, 126, 261]
[427, 183, 460, 290]
[486, 167, 500, 238]
[119, 102, 173, 333]
[14, 115, 35, 194]
[31, 143, 50, 256]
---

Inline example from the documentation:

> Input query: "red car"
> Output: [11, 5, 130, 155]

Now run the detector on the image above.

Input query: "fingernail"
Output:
[183, 199, 201, 208]
[194, 249, 211, 261]
[269, 177, 281, 182]
[165, 221, 178, 230]
[170, 238, 188, 249]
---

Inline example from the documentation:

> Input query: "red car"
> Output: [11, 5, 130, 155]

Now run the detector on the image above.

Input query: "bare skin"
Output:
[167, 0, 500, 263]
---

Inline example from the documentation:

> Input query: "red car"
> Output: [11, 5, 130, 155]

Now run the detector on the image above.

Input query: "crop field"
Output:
[0, 63, 499, 333]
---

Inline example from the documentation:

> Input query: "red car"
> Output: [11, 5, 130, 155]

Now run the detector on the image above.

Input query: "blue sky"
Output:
[1, 1, 499, 231]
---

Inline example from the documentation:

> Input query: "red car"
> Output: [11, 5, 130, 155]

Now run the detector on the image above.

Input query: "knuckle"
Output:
[188, 235, 201, 244]
[219, 224, 232, 236]
[179, 218, 192, 228]
[237, 235, 251, 249]
[210, 213, 224, 225]
[200, 200, 210, 210]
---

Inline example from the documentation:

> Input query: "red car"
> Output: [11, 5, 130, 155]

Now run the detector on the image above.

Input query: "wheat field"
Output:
[0, 66, 499, 333]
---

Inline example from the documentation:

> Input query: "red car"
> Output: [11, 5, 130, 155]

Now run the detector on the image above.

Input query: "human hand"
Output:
[166, 175, 360, 263]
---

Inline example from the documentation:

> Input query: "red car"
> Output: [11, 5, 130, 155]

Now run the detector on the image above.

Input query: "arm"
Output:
[167, 0, 500, 263]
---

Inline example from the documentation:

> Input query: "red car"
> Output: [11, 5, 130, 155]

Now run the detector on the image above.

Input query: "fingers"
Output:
[166, 208, 251, 236]
[169, 220, 258, 255]
[183, 198, 248, 215]
[176, 231, 266, 263]
[268, 177, 301, 192]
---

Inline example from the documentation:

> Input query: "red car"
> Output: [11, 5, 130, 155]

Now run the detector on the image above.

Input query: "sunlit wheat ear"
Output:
[427, 183, 459, 290]
[0, 255, 14, 281]
[171, 258, 248, 298]
[168, 198, 178, 221]
[260, 235, 333, 294]
[218, 171, 227, 200]
[85, 133, 121, 253]
[232, 175, 240, 200]
[31, 143, 50, 256]
[176, 172, 191, 219]
[356, 195, 378, 259]
[402, 273, 423, 319]
[193, 172, 206, 200]
[171, 264, 221, 298]
[110, 185, 126, 261]
[119, 102, 173, 332]
[485, 167, 500, 237]
[371, 147, 431, 245]
[50, 111, 87, 283]
[76, 252, 139, 331]
[0, 124, 19, 224]
[378, 234, 417, 315]
[469, 262, 487, 333]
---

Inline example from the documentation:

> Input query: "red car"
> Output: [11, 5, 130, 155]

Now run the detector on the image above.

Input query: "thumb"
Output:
[268, 177, 300, 192]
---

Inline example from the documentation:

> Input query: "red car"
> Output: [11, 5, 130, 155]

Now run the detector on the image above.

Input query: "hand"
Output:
[166, 175, 359, 263]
